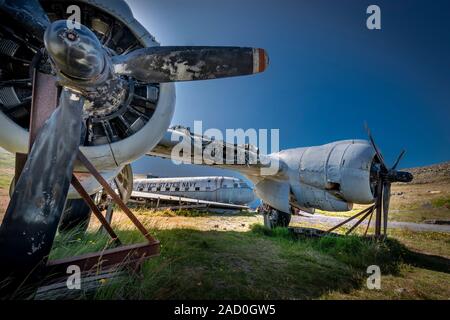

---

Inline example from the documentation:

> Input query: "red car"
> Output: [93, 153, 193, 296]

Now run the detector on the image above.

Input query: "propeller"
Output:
[0, 89, 83, 291]
[365, 125, 413, 237]
[43, 20, 268, 87]
[112, 46, 268, 82]
[0, 7, 269, 293]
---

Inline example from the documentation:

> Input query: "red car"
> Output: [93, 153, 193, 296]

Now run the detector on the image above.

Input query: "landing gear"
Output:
[261, 205, 291, 229]
[58, 199, 92, 234]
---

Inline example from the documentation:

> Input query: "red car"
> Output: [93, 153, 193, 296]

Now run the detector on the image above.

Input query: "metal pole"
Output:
[77, 150, 157, 243]
[325, 205, 374, 234]
[71, 176, 120, 245]
[346, 207, 375, 235]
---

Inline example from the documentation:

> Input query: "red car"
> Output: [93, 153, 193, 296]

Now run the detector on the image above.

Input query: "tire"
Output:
[58, 199, 92, 235]
[263, 209, 291, 229]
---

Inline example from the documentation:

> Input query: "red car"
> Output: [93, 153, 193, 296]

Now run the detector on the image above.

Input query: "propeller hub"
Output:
[44, 20, 129, 117]
[385, 170, 413, 183]
[44, 20, 106, 80]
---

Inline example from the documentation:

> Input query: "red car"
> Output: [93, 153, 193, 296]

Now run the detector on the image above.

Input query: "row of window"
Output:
[136, 183, 249, 192]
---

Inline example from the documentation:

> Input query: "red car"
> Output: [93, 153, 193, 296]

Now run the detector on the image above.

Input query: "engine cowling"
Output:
[277, 140, 376, 212]
[0, 1, 175, 197]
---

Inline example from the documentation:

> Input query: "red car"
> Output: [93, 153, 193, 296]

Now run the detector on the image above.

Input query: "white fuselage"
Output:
[133, 176, 255, 205]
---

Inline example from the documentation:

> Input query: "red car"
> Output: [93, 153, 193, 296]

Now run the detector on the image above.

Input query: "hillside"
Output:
[386, 162, 450, 222]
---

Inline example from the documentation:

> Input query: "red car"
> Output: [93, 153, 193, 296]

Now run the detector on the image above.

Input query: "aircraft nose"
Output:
[44, 20, 105, 80]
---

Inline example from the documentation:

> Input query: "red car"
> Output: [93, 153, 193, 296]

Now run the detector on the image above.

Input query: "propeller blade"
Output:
[382, 182, 391, 236]
[113, 46, 269, 83]
[0, 89, 83, 291]
[364, 123, 388, 171]
[391, 150, 406, 170]
[0, 0, 50, 41]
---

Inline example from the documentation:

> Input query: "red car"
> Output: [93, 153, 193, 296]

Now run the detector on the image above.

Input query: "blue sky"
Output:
[127, 0, 450, 178]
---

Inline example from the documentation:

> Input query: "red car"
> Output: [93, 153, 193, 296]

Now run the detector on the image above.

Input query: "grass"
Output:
[0, 175, 12, 190]
[124, 206, 256, 218]
[290, 218, 450, 258]
[0, 149, 14, 168]
[46, 221, 450, 300]
[431, 196, 450, 209]
[0, 149, 14, 190]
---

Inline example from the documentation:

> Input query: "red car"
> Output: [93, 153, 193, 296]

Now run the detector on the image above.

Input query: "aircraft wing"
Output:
[130, 190, 249, 210]
[147, 126, 277, 182]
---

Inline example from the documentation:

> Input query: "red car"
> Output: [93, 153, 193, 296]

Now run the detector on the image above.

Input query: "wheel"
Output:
[58, 199, 92, 235]
[263, 208, 291, 229]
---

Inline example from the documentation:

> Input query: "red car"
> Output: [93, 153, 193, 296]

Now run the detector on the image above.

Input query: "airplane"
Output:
[0, 0, 412, 294]
[131, 176, 256, 209]
[147, 126, 414, 229]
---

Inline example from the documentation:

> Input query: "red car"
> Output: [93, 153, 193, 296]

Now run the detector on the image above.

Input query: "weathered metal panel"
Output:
[254, 178, 290, 213]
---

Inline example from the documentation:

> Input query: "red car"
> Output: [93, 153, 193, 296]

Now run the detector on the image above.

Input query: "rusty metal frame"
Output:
[13, 70, 59, 181]
[44, 241, 160, 284]
[325, 205, 376, 235]
[76, 150, 158, 244]
[70, 175, 121, 244]
[14, 70, 160, 291]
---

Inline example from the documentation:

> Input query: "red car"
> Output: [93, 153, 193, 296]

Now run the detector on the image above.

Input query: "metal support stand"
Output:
[98, 201, 114, 234]
[324, 205, 376, 236]
[4, 70, 159, 298]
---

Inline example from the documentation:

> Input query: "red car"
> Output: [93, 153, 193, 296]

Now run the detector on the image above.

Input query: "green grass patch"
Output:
[49, 224, 412, 300]
[0, 151, 14, 168]
[0, 175, 12, 190]
[121, 206, 257, 218]
[431, 197, 450, 209]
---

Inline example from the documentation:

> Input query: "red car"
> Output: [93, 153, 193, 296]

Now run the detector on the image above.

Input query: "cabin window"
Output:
[175, 187, 180, 191]
[195, 187, 200, 191]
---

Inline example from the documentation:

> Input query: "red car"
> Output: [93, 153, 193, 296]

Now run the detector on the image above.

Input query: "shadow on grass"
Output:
[45, 223, 432, 300]
[404, 251, 450, 274]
